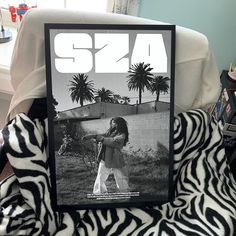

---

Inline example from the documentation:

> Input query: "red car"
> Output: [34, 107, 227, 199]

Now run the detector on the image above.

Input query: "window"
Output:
[1, 0, 108, 13]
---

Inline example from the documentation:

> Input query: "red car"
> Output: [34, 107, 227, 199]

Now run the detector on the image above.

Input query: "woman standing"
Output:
[83, 117, 130, 194]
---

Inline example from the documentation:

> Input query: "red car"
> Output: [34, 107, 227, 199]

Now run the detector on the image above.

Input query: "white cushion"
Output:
[7, 9, 220, 120]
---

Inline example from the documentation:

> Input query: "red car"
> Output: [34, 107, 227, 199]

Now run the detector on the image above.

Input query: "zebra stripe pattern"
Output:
[1, 109, 236, 235]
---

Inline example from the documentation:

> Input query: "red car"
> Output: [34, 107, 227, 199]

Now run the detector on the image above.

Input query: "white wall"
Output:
[80, 112, 170, 152]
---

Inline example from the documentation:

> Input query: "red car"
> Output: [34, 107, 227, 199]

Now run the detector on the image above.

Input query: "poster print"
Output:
[45, 24, 175, 210]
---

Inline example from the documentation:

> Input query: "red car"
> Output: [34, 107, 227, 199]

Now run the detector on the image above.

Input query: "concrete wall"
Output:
[57, 102, 135, 120]
[58, 102, 101, 119]
[55, 103, 171, 154]
[79, 112, 170, 153]
[137, 101, 169, 114]
[57, 101, 169, 121]
[103, 102, 135, 118]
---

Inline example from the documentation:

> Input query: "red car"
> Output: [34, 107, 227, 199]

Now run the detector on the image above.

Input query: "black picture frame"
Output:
[45, 23, 175, 211]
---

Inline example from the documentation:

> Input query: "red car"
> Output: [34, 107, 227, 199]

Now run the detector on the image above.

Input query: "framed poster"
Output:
[45, 23, 175, 211]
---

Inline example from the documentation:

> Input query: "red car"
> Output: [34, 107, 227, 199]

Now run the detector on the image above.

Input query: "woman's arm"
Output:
[82, 134, 97, 141]
[82, 133, 107, 140]
[99, 133, 125, 149]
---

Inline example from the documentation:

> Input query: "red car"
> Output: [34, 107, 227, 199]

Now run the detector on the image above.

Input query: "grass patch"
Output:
[55, 142, 170, 205]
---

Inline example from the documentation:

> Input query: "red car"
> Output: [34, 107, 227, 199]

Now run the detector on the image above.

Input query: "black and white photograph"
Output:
[45, 24, 175, 210]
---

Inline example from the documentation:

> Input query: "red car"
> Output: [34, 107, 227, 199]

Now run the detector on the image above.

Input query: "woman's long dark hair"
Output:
[108, 117, 129, 146]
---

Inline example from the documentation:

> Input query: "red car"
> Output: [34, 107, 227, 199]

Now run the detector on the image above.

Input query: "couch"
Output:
[0, 9, 236, 236]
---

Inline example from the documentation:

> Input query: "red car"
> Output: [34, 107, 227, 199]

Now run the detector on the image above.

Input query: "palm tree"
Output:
[68, 73, 94, 107]
[127, 62, 153, 104]
[96, 87, 114, 103]
[150, 75, 170, 102]
[113, 94, 122, 104]
[121, 96, 130, 104]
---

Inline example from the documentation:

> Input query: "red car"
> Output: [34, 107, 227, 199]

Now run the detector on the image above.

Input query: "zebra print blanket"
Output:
[1, 109, 236, 235]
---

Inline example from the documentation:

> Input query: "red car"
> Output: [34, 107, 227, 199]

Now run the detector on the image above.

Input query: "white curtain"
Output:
[107, 0, 140, 16]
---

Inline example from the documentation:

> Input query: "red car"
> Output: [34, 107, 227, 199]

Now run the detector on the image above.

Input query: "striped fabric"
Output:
[1, 109, 236, 236]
